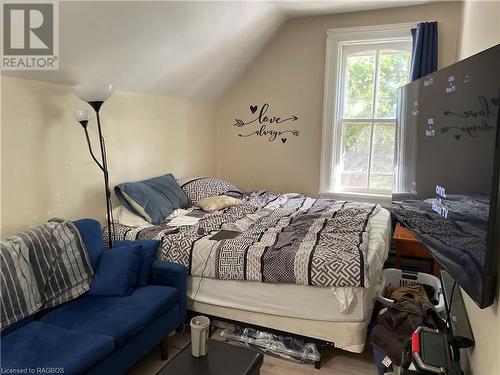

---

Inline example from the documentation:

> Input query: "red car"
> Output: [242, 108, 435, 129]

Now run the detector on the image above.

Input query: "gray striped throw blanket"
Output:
[1, 219, 93, 330]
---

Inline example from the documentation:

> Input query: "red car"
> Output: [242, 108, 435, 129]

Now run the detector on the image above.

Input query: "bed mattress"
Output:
[187, 207, 391, 322]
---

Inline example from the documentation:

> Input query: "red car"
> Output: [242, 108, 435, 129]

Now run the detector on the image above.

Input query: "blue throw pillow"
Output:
[113, 240, 159, 286]
[88, 244, 141, 296]
[73, 218, 105, 270]
[114, 173, 189, 224]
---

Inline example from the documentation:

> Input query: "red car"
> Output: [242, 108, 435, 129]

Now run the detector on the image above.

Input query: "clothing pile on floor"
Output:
[382, 283, 438, 305]
[371, 284, 446, 374]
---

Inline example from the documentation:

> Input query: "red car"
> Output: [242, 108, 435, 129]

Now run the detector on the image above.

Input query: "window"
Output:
[320, 24, 414, 201]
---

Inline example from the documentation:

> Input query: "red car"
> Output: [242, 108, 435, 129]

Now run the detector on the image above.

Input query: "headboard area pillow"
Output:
[114, 173, 189, 224]
[112, 206, 151, 227]
[197, 195, 242, 212]
[176, 177, 242, 204]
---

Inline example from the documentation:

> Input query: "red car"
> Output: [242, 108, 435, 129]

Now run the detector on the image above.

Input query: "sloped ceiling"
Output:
[2, 1, 429, 101]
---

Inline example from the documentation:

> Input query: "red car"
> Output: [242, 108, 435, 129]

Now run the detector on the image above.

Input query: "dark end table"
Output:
[158, 339, 263, 375]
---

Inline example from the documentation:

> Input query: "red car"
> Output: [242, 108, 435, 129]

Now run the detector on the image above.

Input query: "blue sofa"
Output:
[0, 219, 187, 374]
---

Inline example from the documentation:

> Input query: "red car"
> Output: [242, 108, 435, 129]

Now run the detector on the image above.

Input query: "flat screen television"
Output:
[392, 44, 500, 309]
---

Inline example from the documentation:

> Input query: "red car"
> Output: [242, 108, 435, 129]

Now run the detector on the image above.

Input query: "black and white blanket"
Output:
[112, 192, 380, 288]
[0, 219, 93, 329]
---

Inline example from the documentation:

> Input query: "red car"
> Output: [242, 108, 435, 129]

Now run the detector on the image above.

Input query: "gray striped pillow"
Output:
[176, 177, 242, 204]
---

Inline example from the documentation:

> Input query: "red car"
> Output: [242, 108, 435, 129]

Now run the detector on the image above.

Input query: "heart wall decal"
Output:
[250, 105, 258, 114]
[454, 134, 461, 140]
[281, 138, 287, 144]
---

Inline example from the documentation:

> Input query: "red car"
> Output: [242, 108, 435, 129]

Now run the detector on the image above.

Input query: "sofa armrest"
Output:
[150, 260, 187, 323]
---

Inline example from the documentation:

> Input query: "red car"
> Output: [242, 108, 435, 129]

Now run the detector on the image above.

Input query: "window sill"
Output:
[318, 191, 392, 207]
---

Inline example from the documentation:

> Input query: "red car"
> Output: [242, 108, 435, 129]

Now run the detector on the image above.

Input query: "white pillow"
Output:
[112, 206, 151, 227]
[197, 195, 241, 212]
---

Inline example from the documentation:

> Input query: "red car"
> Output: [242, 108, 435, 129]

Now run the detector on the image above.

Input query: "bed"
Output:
[111, 186, 391, 353]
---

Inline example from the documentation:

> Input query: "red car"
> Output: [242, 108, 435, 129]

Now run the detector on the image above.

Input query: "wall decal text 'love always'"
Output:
[234, 103, 300, 143]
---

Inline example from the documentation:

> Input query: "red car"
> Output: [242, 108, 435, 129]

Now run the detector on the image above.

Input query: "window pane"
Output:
[375, 50, 410, 119]
[370, 123, 395, 174]
[369, 123, 395, 191]
[341, 173, 368, 188]
[340, 123, 370, 188]
[343, 52, 375, 119]
[342, 123, 371, 172]
[369, 175, 393, 190]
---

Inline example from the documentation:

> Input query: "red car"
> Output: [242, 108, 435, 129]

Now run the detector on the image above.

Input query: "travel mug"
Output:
[190, 316, 210, 357]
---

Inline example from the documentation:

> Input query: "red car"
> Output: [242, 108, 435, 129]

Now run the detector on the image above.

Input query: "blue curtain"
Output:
[410, 22, 438, 81]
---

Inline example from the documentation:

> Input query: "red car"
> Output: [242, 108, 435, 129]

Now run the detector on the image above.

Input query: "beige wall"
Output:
[459, 0, 500, 59]
[458, 2, 500, 374]
[216, 2, 463, 196]
[0, 77, 216, 237]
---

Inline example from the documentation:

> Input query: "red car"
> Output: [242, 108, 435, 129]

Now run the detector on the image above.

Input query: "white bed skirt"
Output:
[189, 300, 372, 353]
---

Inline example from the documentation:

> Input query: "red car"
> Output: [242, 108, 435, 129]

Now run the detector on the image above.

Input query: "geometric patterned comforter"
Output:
[111, 192, 380, 288]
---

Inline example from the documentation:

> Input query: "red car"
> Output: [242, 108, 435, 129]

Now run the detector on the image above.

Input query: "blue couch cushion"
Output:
[1, 321, 114, 374]
[114, 173, 189, 224]
[41, 285, 179, 347]
[0, 315, 34, 337]
[89, 244, 141, 296]
[73, 218, 105, 269]
[113, 240, 160, 286]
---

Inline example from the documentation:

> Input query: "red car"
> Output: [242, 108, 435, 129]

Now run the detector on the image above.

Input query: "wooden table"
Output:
[393, 222, 440, 277]
[158, 339, 263, 375]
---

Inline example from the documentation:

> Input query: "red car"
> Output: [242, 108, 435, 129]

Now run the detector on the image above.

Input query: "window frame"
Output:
[319, 23, 416, 204]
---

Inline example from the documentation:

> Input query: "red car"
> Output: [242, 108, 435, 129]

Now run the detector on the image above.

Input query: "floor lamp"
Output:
[73, 83, 114, 247]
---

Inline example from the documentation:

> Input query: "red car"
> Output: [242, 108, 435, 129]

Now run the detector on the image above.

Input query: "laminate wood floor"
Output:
[128, 329, 378, 375]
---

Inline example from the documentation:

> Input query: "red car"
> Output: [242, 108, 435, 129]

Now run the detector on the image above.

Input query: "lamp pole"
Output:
[73, 84, 115, 247]
[86, 101, 113, 247]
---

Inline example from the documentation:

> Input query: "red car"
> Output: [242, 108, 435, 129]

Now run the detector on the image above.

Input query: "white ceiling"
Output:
[2, 1, 430, 101]
[276, 0, 428, 17]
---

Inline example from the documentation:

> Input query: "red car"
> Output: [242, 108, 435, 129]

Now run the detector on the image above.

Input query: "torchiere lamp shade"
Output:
[73, 83, 114, 103]
[73, 84, 114, 112]
[73, 109, 90, 127]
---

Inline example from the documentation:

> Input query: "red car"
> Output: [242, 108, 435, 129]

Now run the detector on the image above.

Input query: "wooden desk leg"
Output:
[395, 251, 402, 269]
[432, 261, 441, 278]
